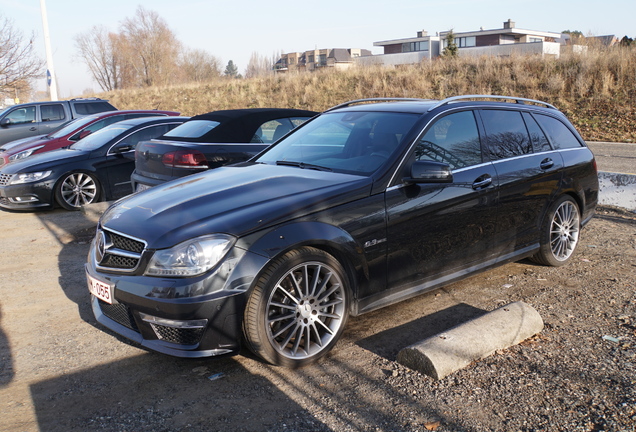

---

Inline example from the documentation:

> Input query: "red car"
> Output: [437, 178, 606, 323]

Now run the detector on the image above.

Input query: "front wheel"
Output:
[54, 172, 100, 211]
[531, 195, 580, 266]
[243, 247, 350, 368]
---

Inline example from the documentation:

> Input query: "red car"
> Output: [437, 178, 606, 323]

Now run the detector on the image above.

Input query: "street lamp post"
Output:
[40, 0, 59, 101]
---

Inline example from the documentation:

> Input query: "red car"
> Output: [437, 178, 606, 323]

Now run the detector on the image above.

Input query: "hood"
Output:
[0, 135, 49, 152]
[0, 148, 90, 174]
[101, 163, 372, 248]
[5, 135, 60, 156]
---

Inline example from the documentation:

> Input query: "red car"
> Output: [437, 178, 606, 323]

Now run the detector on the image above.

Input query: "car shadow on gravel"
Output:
[356, 303, 488, 361]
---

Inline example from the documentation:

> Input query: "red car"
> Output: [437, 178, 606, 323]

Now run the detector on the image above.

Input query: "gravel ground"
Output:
[1, 206, 635, 432]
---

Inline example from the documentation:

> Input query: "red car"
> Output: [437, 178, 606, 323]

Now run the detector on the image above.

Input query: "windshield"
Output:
[70, 124, 129, 151]
[163, 120, 220, 139]
[46, 115, 98, 139]
[256, 111, 419, 175]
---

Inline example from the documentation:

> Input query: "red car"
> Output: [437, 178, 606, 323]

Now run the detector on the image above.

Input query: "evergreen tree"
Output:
[442, 30, 458, 57]
[224, 60, 239, 78]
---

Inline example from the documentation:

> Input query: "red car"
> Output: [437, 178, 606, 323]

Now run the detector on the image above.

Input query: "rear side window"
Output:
[480, 110, 532, 160]
[164, 120, 220, 139]
[74, 102, 116, 115]
[534, 114, 583, 149]
[41, 104, 66, 122]
[416, 110, 482, 169]
[522, 112, 552, 152]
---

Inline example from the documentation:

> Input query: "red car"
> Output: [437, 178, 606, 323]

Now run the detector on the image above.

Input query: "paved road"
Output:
[587, 141, 635, 174]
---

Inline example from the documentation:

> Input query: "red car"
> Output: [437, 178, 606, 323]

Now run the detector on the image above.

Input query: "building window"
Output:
[402, 41, 429, 52]
[529, 37, 543, 43]
[454, 36, 476, 48]
[319, 54, 327, 66]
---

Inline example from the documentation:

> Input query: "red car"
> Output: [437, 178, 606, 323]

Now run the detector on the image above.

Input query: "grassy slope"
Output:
[96, 48, 636, 142]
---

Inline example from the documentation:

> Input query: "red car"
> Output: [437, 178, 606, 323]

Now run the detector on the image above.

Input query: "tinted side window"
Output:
[41, 104, 66, 122]
[481, 110, 532, 160]
[112, 124, 180, 153]
[522, 112, 551, 152]
[74, 102, 115, 115]
[534, 114, 583, 149]
[5, 106, 36, 124]
[416, 111, 482, 169]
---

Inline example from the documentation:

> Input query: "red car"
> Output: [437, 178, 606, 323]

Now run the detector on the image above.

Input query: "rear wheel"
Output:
[54, 172, 100, 211]
[243, 247, 350, 368]
[531, 195, 580, 266]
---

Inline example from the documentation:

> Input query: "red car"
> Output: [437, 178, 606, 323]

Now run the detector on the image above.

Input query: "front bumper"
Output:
[0, 180, 56, 210]
[85, 254, 250, 358]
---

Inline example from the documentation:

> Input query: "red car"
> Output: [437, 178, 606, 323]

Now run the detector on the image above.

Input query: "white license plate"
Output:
[88, 274, 114, 304]
[135, 183, 151, 193]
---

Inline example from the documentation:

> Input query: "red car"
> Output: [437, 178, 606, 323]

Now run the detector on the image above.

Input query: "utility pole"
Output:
[40, 0, 59, 100]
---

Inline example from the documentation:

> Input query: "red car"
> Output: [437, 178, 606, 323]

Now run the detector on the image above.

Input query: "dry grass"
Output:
[93, 48, 636, 142]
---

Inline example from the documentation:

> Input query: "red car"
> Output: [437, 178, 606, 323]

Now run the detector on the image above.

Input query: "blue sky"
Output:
[1, 0, 634, 98]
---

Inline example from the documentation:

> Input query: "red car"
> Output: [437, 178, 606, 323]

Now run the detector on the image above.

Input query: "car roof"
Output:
[325, 96, 560, 115]
[111, 116, 190, 128]
[169, 108, 318, 143]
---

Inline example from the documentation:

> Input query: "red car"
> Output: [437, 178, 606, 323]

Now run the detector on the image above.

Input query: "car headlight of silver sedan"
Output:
[8, 145, 45, 162]
[9, 170, 53, 184]
[145, 234, 236, 277]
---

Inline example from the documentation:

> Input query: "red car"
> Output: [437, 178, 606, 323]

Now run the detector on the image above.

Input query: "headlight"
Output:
[9, 171, 52, 185]
[8, 145, 45, 162]
[145, 234, 236, 277]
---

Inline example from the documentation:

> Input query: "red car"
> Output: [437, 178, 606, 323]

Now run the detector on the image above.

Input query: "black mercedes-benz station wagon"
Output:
[86, 96, 598, 368]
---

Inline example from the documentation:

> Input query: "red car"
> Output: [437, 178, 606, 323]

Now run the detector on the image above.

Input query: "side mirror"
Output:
[78, 130, 92, 140]
[404, 160, 453, 184]
[0, 118, 11, 127]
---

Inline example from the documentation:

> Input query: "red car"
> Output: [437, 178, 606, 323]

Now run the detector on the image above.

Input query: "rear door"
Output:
[39, 103, 68, 135]
[384, 110, 498, 295]
[478, 109, 564, 256]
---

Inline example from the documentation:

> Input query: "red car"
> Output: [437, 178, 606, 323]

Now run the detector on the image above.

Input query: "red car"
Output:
[0, 110, 180, 168]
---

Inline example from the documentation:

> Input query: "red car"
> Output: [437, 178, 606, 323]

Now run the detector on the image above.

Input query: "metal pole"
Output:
[40, 0, 59, 100]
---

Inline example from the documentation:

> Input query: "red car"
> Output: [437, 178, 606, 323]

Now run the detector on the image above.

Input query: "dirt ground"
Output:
[0, 204, 634, 432]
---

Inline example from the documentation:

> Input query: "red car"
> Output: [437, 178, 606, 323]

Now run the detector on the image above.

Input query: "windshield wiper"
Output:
[276, 160, 332, 172]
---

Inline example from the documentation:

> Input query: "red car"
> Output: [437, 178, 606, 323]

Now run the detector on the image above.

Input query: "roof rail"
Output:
[326, 98, 432, 112]
[427, 95, 557, 112]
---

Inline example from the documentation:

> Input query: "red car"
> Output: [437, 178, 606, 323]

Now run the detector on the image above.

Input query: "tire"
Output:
[531, 195, 580, 267]
[243, 247, 350, 368]
[54, 172, 100, 211]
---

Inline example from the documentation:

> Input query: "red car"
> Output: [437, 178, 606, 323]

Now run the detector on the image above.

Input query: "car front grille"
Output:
[0, 173, 12, 186]
[95, 228, 146, 273]
[99, 300, 139, 332]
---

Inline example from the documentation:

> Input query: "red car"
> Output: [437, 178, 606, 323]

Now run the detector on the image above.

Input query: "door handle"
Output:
[472, 175, 492, 189]
[540, 158, 554, 170]
[29, 127, 37, 131]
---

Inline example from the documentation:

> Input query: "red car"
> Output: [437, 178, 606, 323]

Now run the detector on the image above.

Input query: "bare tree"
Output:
[119, 6, 181, 87]
[0, 14, 43, 99]
[244, 52, 274, 78]
[75, 25, 123, 91]
[179, 49, 222, 83]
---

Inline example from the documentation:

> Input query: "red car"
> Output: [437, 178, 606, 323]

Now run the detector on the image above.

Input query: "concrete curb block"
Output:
[397, 301, 544, 380]
[598, 172, 636, 212]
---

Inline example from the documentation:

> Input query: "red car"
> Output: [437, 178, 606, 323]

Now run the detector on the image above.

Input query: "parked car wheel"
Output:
[55, 172, 100, 210]
[532, 196, 580, 266]
[243, 247, 350, 368]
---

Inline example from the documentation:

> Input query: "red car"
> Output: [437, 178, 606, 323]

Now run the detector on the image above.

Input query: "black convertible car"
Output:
[0, 116, 187, 210]
[131, 108, 316, 192]
[86, 96, 598, 367]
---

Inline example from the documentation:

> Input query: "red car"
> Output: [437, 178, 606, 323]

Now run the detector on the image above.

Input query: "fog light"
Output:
[8, 196, 39, 203]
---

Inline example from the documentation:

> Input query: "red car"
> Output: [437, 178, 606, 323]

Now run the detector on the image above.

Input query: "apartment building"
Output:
[275, 48, 371, 73]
